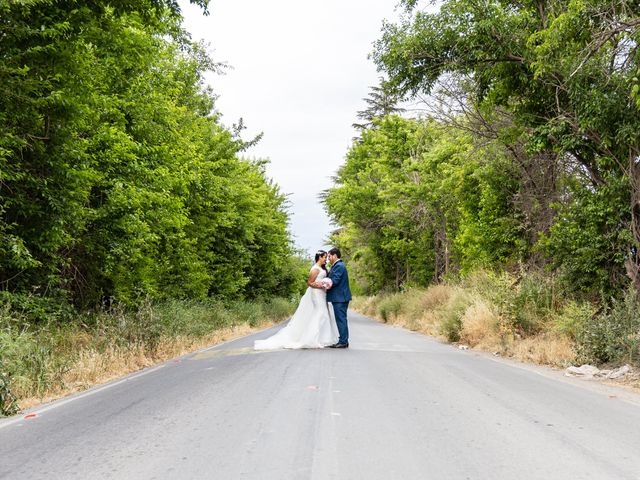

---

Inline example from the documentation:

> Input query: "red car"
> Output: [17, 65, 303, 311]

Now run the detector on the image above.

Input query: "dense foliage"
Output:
[325, 0, 640, 300]
[0, 0, 300, 313]
[325, 115, 525, 293]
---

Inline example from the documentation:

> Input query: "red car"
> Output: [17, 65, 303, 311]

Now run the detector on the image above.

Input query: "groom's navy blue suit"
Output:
[327, 259, 352, 345]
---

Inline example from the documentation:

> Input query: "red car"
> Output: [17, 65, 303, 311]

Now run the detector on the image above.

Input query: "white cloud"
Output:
[180, 0, 400, 255]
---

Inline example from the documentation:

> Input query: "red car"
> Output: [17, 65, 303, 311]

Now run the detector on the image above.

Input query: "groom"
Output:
[326, 247, 352, 348]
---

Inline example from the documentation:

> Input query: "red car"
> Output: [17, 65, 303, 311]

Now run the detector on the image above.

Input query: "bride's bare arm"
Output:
[307, 268, 321, 288]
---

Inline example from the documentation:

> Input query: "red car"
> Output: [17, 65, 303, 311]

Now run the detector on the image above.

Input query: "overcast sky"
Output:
[179, 0, 401, 256]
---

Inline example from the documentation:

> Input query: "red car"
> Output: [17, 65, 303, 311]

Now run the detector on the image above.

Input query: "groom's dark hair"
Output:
[328, 247, 341, 258]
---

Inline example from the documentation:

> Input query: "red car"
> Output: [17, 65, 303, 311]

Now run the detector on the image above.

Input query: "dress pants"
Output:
[331, 301, 349, 344]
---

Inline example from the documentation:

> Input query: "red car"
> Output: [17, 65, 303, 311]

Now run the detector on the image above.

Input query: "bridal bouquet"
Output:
[319, 278, 333, 290]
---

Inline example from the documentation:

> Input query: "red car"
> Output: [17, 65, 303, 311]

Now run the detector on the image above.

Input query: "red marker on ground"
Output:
[24, 413, 38, 419]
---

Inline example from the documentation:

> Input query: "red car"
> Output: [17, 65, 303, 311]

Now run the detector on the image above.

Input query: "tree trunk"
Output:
[627, 161, 640, 292]
[433, 225, 449, 283]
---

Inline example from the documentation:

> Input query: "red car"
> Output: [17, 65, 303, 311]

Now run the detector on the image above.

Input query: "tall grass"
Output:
[352, 270, 584, 368]
[0, 297, 295, 416]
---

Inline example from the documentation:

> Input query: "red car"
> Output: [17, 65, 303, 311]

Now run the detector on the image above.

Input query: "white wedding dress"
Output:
[254, 266, 339, 350]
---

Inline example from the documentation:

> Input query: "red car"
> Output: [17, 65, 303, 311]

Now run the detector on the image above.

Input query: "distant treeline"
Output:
[1, 0, 304, 317]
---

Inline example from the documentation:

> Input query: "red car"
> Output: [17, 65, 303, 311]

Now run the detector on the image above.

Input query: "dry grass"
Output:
[406, 310, 441, 336]
[419, 284, 454, 312]
[1, 296, 297, 416]
[350, 295, 380, 318]
[459, 301, 501, 350]
[354, 286, 456, 337]
[352, 280, 578, 368]
[403, 286, 453, 335]
[510, 334, 575, 367]
[17, 323, 265, 410]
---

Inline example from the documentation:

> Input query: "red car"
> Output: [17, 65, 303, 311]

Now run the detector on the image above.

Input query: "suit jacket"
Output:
[327, 260, 352, 303]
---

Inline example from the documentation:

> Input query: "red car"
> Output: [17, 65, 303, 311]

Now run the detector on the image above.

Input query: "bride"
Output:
[254, 250, 339, 350]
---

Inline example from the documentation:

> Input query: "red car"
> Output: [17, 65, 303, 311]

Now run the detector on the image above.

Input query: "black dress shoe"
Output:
[334, 343, 349, 349]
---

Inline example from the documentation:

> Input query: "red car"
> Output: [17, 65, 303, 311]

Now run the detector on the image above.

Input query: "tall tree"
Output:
[0, 1, 299, 310]
[353, 78, 406, 132]
[374, 0, 640, 293]
[324, 116, 523, 292]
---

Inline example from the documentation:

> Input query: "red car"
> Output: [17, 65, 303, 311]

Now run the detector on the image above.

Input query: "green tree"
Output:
[0, 1, 300, 312]
[325, 115, 525, 292]
[374, 0, 640, 294]
[352, 78, 406, 133]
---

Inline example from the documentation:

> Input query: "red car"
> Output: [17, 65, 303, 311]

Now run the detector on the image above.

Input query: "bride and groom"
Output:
[254, 248, 352, 350]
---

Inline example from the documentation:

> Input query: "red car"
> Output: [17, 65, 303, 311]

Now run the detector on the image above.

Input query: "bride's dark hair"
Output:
[315, 250, 328, 273]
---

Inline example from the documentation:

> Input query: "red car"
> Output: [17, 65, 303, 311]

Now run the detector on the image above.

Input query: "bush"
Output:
[462, 271, 515, 318]
[510, 274, 556, 334]
[378, 295, 404, 323]
[439, 291, 471, 342]
[440, 313, 463, 342]
[154, 299, 229, 337]
[226, 301, 264, 328]
[460, 301, 500, 347]
[576, 288, 640, 365]
[464, 271, 561, 335]
[0, 291, 75, 325]
[552, 301, 595, 341]
[262, 297, 296, 321]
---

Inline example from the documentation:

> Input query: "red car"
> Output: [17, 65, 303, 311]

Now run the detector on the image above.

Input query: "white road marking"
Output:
[0, 364, 166, 430]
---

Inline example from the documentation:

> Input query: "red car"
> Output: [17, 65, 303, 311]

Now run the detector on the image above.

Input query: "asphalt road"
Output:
[2, 311, 640, 480]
